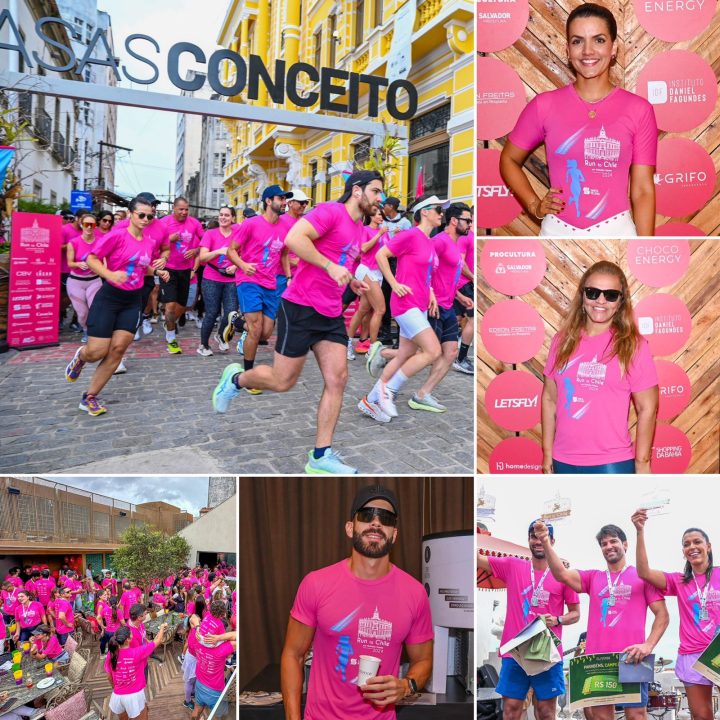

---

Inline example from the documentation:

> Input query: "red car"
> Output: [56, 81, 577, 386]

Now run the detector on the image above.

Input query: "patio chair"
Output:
[46, 689, 90, 720]
[63, 635, 78, 658]
[158, 625, 177, 663]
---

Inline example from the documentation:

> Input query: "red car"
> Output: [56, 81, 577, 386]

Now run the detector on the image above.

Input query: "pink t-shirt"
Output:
[160, 215, 204, 270]
[61, 223, 81, 273]
[283, 202, 364, 317]
[387, 227, 438, 316]
[200, 227, 239, 283]
[54, 598, 74, 633]
[14, 601, 44, 629]
[5, 576, 23, 589]
[664, 569, 720, 655]
[544, 329, 657, 465]
[488, 556, 579, 656]
[232, 215, 285, 290]
[68, 233, 103, 278]
[102, 578, 118, 595]
[164, 575, 175, 588]
[457, 235, 474, 289]
[277, 213, 300, 265]
[116, 218, 170, 262]
[104, 642, 156, 694]
[578, 565, 664, 654]
[35, 634, 64, 659]
[359, 226, 387, 272]
[199, 614, 225, 638]
[128, 621, 148, 648]
[34, 578, 56, 607]
[91, 229, 156, 292]
[431, 231, 463, 310]
[291, 560, 433, 720]
[152, 593, 166, 606]
[2, 588, 20, 615]
[0, 619, 5, 640]
[101, 603, 125, 634]
[509, 85, 657, 229]
[188, 629, 234, 691]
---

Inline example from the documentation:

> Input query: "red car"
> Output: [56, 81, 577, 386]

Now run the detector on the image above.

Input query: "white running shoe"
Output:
[197, 345, 214, 357]
[357, 396, 391, 423]
[347, 341, 356, 360]
[134, 329, 141, 341]
[142, 318, 153, 335]
[366, 341, 387, 378]
[114, 360, 127, 375]
[376, 382, 398, 418]
[215, 333, 229, 352]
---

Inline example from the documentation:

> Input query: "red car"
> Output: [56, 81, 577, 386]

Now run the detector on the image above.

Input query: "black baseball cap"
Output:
[136, 192, 159, 206]
[242, 208, 257, 218]
[338, 170, 383, 203]
[261, 185, 293, 203]
[350, 484, 399, 518]
[529, 519, 554, 539]
[31, 624, 51, 636]
[383, 197, 401, 209]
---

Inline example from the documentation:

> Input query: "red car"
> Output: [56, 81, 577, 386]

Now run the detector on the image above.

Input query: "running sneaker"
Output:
[305, 449, 359, 475]
[194, 315, 203, 329]
[178, 313, 186, 327]
[167, 340, 183, 354]
[69, 321, 82, 332]
[182, 701, 194, 711]
[142, 318, 153, 335]
[81, 332, 88, 344]
[150, 313, 159, 324]
[346, 341, 356, 360]
[452, 358, 474, 374]
[197, 345, 214, 357]
[236, 330, 247, 355]
[355, 338, 371, 354]
[223, 311, 239, 344]
[65, 347, 86, 382]
[212, 363, 243, 413]
[244, 386, 263, 395]
[113, 360, 127, 374]
[357, 396, 391, 423]
[408, 393, 447, 413]
[215, 333, 230, 353]
[79, 393, 107, 416]
[376, 382, 398, 418]
[134, 329, 141, 341]
[366, 341, 387, 378]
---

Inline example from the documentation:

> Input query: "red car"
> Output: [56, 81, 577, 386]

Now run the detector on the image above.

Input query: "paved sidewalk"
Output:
[0, 322, 474, 475]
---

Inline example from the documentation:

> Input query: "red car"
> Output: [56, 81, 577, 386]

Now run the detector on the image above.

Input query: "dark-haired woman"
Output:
[500, 3, 657, 236]
[96, 210, 115, 236]
[11, 590, 46, 643]
[542, 261, 658, 474]
[633, 510, 720, 720]
[98, 592, 125, 655]
[64, 198, 169, 416]
[105, 623, 168, 720]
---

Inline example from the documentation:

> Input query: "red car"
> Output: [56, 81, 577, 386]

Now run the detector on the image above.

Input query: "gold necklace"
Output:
[576, 86, 615, 119]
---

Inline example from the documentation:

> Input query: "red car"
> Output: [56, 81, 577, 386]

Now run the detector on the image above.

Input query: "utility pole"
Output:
[98, 140, 133, 190]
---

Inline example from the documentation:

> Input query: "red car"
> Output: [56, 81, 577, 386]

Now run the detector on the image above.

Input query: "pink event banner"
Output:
[8, 212, 62, 349]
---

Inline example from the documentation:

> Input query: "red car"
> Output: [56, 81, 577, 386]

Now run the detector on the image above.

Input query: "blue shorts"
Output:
[237, 281, 280, 320]
[275, 274, 289, 299]
[497, 657, 565, 701]
[429, 305, 459, 344]
[195, 679, 228, 715]
[553, 459, 636, 474]
[616, 682, 649, 708]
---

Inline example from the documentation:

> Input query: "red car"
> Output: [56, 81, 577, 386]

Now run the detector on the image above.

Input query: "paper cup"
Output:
[357, 655, 381, 686]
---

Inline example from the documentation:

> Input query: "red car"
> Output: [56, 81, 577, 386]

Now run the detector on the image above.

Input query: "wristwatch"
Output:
[556, 616, 562, 626]
[406, 677, 418, 695]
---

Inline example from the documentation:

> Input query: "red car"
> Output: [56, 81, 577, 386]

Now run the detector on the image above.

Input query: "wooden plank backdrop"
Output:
[479, 0, 720, 236]
[476, 239, 720, 473]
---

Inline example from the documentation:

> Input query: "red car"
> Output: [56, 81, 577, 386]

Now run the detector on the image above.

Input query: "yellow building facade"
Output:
[218, 0, 473, 210]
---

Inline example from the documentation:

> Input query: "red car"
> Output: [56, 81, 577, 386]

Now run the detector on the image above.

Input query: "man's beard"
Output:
[352, 528, 394, 558]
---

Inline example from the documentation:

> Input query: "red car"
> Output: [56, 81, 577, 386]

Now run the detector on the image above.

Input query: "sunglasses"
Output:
[294, 200, 309, 206]
[134, 212, 155, 220]
[100, 217, 112, 223]
[584, 287, 622, 302]
[356, 506, 397, 527]
[82, 222, 96, 228]
[458, 216, 472, 223]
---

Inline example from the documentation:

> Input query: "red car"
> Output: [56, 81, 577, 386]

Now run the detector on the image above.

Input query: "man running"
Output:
[453, 230, 475, 374]
[212, 170, 383, 474]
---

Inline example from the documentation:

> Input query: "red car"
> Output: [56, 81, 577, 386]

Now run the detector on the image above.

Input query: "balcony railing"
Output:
[52, 130, 66, 164]
[18, 92, 32, 123]
[33, 109, 51, 146]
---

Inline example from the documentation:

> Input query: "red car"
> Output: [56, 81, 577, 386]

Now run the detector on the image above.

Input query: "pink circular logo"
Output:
[650, 424, 692, 474]
[655, 222, 705, 236]
[634, 293, 692, 356]
[489, 436, 543, 474]
[481, 299, 545, 363]
[477, 148, 522, 229]
[637, 51, 717, 132]
[654, 359, 691, 420]
[633, 0, 715, 42]
[655, 138, 715, 217]
[480, 239, 546, 295]
[476, 57, 527, 141]
[485, 370, 543, 431]
[477, 0, 529, 52]
[627, 239, 690, 287]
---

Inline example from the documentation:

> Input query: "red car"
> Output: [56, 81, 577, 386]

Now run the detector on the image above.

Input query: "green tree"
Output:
[111, 524, 191, 594]
[359, 129, 404, 199]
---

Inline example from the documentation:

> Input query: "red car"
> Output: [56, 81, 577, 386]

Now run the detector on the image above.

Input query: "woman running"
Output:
[97, 210, 115, 235]
[633, 510, 720, 720]
[64, 197, 169, 415]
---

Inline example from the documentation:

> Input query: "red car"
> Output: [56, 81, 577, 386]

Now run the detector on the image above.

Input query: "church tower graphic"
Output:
[584, 126, 621, 163]
[358, 607, 392, 642]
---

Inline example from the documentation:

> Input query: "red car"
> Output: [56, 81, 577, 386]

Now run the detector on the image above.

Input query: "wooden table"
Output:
[0, 662, 67, 712]
[143, 612, 183, 638]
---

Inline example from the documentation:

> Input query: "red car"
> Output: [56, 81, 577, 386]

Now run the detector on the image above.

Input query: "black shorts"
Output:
[430, 305, 460, 344]
[276, 299, 348, 358]
[160, 268, 191, 305]
[87, 281, 143, 338]
[342, 284, 358, 307]
[453, 282, 474, 317]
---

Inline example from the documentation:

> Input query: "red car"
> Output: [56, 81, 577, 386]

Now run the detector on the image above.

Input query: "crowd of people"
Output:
[1, 562, 237, 719]
[59, 171, 475, 474]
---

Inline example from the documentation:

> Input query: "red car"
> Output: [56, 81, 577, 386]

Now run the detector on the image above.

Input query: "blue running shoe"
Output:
[212, 364, 243, 413]
[304, 449, 358, 475]
[236, 330, 247, 355]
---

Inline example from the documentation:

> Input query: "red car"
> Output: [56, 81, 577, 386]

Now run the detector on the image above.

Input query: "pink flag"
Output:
[415, 165, 424, 198]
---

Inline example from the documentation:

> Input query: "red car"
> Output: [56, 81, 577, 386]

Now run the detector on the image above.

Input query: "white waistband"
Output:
[540, 210, 637, 237]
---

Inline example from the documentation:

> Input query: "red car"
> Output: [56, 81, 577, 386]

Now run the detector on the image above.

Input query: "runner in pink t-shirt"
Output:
[283, 486, 433, 719]
[500, 5, 657, 236]
[542, 261, 658, 473]
[274, 191, 308, 298]
[479, 520, 580, 713]
[212, 171, 384, 475]
[632, 510, 720, 715]
[66, 212, 103, 340]
[60, 218, 81, 326]
[453, 231, 475, 374]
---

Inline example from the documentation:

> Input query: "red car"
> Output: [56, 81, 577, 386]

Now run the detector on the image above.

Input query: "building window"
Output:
[61, 501, 90, 538]
[213, 153, 223, 175]
[410, 104, 452, 141]
[85, 24, 94, 44]
[19, 30, 26, 73]
[309, 160, 318, 204]
[32, 180, 42, 201]
[355, 0, 365, 46]
[313, 30, 322, 69]
[324, 155, 332, 202]
[73, 17, 83, 41]
[50, 191, 57, 206]
[353, 138, 371, 166]
[408, 143, 449, 201]
[374, 0, 383, 27]
[94, 512, 110, 540]
[329, 15, 337, 68]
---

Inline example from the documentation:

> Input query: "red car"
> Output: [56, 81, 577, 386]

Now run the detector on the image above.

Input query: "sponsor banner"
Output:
[655, 222, 705, 236]
[654, 138, 715, 217]
[637, 51, 717, 132]
[635, 293, 692, 356]
[692, 632, 720, 685]
[569, 653, 641, 710]
[485, 370, 543, 431]
[632, 0, 715, 42]
[480, 239, 546, 296]
[489, 436, 543, 474]
[8, 212, 62, 349]
[627, 239, 690, 287]
[481, 299, 545, 363]
[476, 0, 529, 52]
[654, 359, 691, 420]
[476, 57, 526, 140]
[651, 423, 692, 474]
[476, 148, 523, 228]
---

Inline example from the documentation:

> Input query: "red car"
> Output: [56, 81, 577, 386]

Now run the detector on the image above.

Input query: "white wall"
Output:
[177, 494, 236, 563]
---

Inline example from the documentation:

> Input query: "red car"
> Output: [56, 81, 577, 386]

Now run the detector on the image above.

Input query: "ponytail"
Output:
[194, 594, 206, 619]
[109, 626, 131, 671]
[109, 596, 119, 623]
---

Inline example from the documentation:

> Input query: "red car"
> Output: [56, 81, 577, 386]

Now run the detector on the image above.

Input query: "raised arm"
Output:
[534, 521, 582, 592]
[280, 617, 315, 720]
[631, 510, 667, 590]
